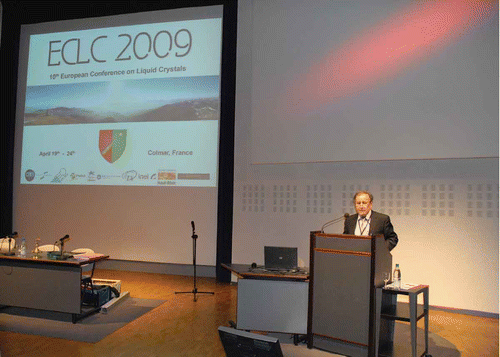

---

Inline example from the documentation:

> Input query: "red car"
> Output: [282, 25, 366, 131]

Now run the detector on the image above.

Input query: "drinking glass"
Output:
[383, 272, 391, 288]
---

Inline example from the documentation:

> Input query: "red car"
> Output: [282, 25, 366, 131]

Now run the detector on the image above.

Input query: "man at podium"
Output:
[343, 190, 398, 251]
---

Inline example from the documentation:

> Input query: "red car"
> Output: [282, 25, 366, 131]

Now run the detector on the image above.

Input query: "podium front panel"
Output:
[308, 233, 392, 357]
[312, 248, 371, 345]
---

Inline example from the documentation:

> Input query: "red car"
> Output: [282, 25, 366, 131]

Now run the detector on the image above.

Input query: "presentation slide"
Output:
[20, 16, 222, 187]
[12, 5, 225, 266]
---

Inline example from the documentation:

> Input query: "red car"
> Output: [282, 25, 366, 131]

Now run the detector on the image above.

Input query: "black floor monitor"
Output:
[218, 326, 284, 357]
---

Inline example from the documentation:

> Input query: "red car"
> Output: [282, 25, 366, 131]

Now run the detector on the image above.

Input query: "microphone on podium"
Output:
[59, 234, 70, 243]
[321, 213, 350, 233]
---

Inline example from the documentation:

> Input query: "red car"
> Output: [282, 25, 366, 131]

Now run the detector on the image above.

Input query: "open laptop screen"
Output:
[264, 246, 298, 271]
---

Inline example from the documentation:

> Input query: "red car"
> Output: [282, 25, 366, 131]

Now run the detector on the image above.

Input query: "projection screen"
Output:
[249, 0, 498, 164]
[13, 5, 224, 265]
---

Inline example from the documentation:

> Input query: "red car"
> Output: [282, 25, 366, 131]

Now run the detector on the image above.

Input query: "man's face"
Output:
[354, 193, 372, 217]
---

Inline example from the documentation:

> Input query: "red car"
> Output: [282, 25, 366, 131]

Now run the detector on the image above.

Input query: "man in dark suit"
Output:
[343, 191, 398, 251]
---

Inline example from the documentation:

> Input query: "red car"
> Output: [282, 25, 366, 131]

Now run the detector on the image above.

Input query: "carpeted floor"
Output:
[0, 297, 165, 343]
[0, 298, 459, 356]
[391, 321, 459, 357]
[268, 321, 459, 357]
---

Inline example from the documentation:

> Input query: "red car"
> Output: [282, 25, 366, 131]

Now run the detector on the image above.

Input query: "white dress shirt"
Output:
[354, 210, 372, 236]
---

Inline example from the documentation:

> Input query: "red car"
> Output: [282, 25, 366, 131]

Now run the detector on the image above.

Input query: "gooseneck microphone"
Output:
[191, 221, 195, 231]
[321, 213, 350, 233]
[51, 234, 70, 260]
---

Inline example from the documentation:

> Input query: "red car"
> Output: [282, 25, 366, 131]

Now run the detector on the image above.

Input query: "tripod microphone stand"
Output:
[175, 221, 214, 302]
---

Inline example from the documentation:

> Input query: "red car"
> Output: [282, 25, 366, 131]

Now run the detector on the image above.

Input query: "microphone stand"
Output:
[59, 240, 66, 259]
[321, 213, 349, 233]
[175, 224, 214, 302]
[54, 235, 70, 260]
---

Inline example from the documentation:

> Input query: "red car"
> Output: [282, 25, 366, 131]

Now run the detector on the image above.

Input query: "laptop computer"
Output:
[264, 246, 298, 271]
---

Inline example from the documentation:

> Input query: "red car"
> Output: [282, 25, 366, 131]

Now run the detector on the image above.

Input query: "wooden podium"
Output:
[307, 232, 393, 357]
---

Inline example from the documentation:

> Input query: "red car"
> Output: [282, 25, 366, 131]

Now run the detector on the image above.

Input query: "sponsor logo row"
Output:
[24, 168, 178, 185]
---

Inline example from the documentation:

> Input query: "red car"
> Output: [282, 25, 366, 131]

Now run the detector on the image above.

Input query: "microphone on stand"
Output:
[55, 234, 70, 259]
[321, 213, 350, 233]
[191, 221, 198, 239]
[175, 221, 213, 300]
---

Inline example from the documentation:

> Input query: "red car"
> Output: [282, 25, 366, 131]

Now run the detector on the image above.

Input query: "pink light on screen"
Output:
[283, 0, 498, 114]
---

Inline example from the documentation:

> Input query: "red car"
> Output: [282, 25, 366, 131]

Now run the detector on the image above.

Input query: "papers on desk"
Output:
[385, 282, 420, 290]
[73, 253, 105, 261]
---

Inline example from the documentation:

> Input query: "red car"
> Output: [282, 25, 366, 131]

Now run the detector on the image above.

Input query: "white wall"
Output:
[232, 0, 499, 313]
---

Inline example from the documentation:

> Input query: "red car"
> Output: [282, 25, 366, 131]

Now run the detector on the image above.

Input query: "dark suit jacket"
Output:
[343, 210, 398, 251]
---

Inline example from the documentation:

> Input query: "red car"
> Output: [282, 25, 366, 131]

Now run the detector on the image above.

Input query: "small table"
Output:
[221, 263, 309, 336]
[376, 284, 431, 357]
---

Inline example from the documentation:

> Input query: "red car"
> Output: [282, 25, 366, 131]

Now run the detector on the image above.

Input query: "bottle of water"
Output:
[393, 263, 401, 289]
[33, 237, 41, 257]
[19, 238, 27, 257]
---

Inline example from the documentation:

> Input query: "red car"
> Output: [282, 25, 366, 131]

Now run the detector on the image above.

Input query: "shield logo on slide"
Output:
[99, 130, 127, 163]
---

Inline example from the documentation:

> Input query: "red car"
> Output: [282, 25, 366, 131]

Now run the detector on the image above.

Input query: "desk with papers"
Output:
[0, 252, 108, 322]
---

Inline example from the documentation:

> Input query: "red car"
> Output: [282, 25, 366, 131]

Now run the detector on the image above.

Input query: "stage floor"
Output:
[0, 269, 497, 357]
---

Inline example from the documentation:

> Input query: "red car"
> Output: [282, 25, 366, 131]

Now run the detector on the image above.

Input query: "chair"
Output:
[81, 263, 97, 305]
[71, 248, 94, 255]
[0, 238, 15, 254]
[75, 249, 98, 307]
[37, 244, 60, 252]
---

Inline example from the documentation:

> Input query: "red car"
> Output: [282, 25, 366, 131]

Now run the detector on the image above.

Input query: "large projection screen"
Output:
[232, 0, 498, 313]
[249, 0, 498, 164]
[13, 6, 224, 265]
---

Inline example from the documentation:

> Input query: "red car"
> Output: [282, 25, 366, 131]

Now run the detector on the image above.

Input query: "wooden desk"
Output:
[0, 252, 109, 322]
[222, 263, 309, 334]
[222, 263, 308, 280]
